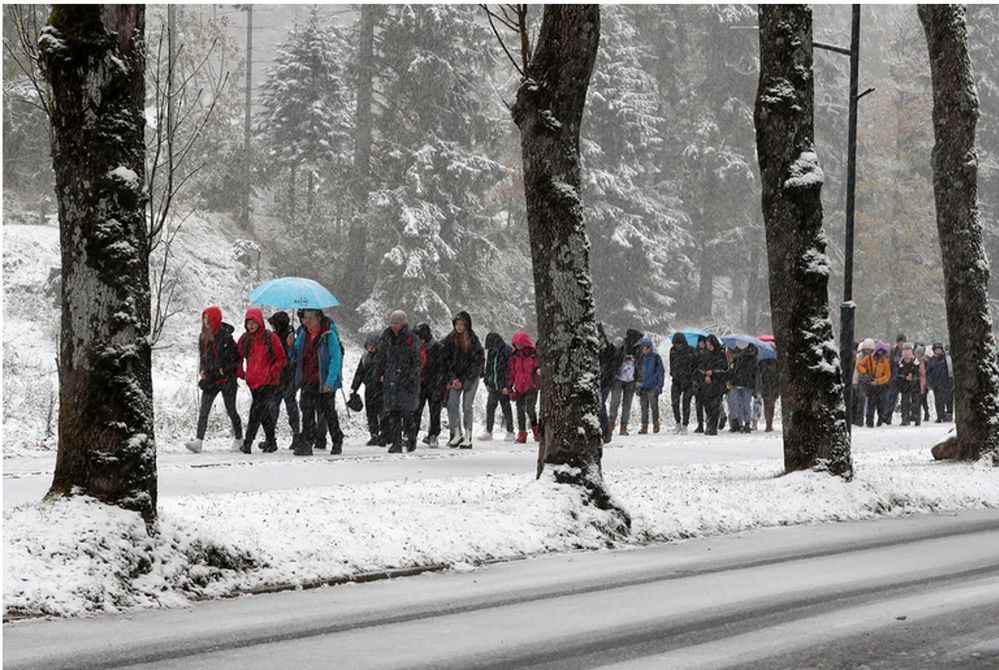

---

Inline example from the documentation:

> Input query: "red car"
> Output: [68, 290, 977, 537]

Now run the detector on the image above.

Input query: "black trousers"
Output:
[516, 389, 539, 432]
[301, 387, 344, 451]
[384, 409, 417, 449]
[704, 394, 723, 433]
[485, 388, 514, 433]
[244, 385, 278, 448]
[900, 389, 921, 424]
[695, 389, 704, 427]
[933, 386, 953, 420]
[268, 381, 300, 437]
[671, 381, 693, 425]
[416, 395, 443, 437]
[364, 386, 383, 438]
[196, 381, 242, 440]
[865, 384, 888, 426]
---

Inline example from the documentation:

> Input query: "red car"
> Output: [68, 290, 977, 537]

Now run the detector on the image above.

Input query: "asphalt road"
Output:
[6, 509, 999, 670]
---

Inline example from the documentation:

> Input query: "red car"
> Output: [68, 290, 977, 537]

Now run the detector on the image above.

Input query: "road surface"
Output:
[6, 508, 998, 669]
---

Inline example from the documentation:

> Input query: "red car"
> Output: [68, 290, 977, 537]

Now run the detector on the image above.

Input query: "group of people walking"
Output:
[851, 334, 954, 427]
[597, 329, 780, 439]
[187, 307, 543, 455]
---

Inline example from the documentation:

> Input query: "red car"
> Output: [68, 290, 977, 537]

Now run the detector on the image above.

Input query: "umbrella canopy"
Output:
[670, 329, 709, 347]
[248, 277, 340, 309]
[721, 333, 777, 360]
[757, 334, 775, 343]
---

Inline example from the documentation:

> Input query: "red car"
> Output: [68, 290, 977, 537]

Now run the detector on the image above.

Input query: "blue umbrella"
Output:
[721, 333, 777, 360]
[670, 329, 709, 347]
[248, 277, 341, 309]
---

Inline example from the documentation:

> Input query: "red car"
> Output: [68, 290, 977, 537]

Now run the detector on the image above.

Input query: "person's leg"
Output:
[945, 386, 954, 420]
[651, 390, 661, 428]
[243, 388, 266, 449]
[365, 386, 380, 441]
[462, 378, 479, 436]
[284, 384, 301, 438]
[321, 392, 344, 452]
[447, 388, 462, 438]
[516, 394, 527, 433]
[259, 387, 278, 449]
[196, 386, 220, 440]
[671, 381, 682, 424]
[705, 396, 719, 434]
[221, 382, 243, 440]
[609, 384, 622, 423]
[681, 387, 693, 426]
[385, 411, 402, 451]
[695, 391, 704, 431]
[865, 386, 876, 426]
[485, 389, 498, 433]
[621, 384, 635, 427]
[640, 389, 651, 428]
[764, 396, 776, 431]
[429, 398, 442, 438]
[500, 395, 514, 433]
[525, 389, 538, 428]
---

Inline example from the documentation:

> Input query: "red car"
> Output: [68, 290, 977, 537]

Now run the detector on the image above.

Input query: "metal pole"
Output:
[840, 5, 861, 433]
[241, 5, 253, 231]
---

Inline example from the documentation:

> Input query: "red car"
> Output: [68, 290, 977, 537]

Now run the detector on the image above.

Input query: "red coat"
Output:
[236, 308, 286, 389]
[507, 331, 541, 400]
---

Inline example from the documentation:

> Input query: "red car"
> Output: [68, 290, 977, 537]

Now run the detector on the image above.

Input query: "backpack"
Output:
[239, 329, 276, 361]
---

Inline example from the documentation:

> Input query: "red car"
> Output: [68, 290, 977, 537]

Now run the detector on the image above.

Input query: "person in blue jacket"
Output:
[289, 309, 344, 456]
[637, 336, 665, 434]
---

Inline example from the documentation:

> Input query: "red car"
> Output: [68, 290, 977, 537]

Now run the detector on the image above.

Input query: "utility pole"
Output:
[240, 5, 253, 231]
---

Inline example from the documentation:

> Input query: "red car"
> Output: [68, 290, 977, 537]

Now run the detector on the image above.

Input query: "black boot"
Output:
[694, 424, 704, 434]
[330, 431, 344, 455]
[240, 442, 252, 454]
[365, 435, 381, 446]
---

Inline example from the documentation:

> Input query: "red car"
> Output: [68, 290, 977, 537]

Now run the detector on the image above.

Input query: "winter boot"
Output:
[406, 434, 417, 452]
[638, 423, 649, 435]
[231, 438, 243, 452]
[516, 431, 528, 444]
[719, 416, 727, 431]
[765, 424, 774, 432]
[619, 423, 629, 436]
[330, 432, 344, 456]
[387, 443, 403, 454]
[262, 441, 278, 453]
[608, 419, 616, 435]
[422, 433, 432, 445]
[448, 432, 464, 448]
[504, 431, 516, 442]
[653, 422, 660, 434]
[741, 424, 751, 434]
[694, 423, 704, 434]
[460, 434, 473, 449]
[240, 442, 252, 454]
[294, 441, 313, 456]
[532, 426, 541, 442]
[672, 424, 682, 435]
[478, 431, 494, 441]
[680, 425, 688, 434]
[184, 438, 203, 454]
[366, 435, 381, 446]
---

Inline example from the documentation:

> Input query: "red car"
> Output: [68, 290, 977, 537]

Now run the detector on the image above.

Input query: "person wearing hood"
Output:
[414, 323, 447, 448]
[265, 311, 302, 451]
[896, 343, 922, 426]
[856, 342, 892, 427]
[481, 332, 515, 441]
[727, 341, 757, 434]
[668, 333, 697, 434]
[926, 342, 953, 422]
[692, 336, 708, 433]
[698, 334, 729, 435]
[596, 323, 617, 444]
[756, 348, 780, 432]
[351, 334, 384, 446]
[637, 336, 665, 434]
[289, 309, 344, 455]
[442, 311, 485, 448]
[914, 343, 931, 422]
[236, 308, 287, 453]
[186, 307, 243, 453]
[609, 328, 643, 436]
[375, 310, 422, 453]
[506, 330, 542, 443]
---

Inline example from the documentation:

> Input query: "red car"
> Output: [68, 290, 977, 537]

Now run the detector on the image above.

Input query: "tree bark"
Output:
[919, 4, 999, 465]
[512, 5, 626, 525]
[340, 4, 377, 314]
[755, 5, 852, 478]
[40, 4, 157, 523]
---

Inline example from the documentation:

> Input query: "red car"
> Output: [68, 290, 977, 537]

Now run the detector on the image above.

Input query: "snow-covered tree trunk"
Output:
[754, 5, 852, 478]
[919, 4, 999, 465]
[40, 5, 157, 523]
[512, 5, 626, 523]
[341, 4, 377, 314]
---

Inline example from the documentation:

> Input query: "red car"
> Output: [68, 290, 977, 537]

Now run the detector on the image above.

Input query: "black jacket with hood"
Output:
[442, 311, 485, 382]
[415, 323, 448, 402]
[483, 332, 512, 391]
[351, 334, 383, 394]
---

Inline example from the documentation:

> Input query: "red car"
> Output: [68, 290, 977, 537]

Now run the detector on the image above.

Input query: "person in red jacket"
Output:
[236, 308, 286, 453]
[506, 330, 542, 443]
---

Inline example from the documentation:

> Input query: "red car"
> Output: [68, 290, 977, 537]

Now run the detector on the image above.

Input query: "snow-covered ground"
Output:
[5, 423, 998, 620]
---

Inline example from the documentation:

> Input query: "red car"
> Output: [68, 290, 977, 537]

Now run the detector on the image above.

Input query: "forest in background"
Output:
[6, 4, 999, 343]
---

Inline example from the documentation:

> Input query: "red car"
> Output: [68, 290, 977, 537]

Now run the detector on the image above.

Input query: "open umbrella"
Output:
[248, 277, 340, 309]
[721, 333, 777, 360]
[670, 329, 709, 347]
[757, 334, 775, 343]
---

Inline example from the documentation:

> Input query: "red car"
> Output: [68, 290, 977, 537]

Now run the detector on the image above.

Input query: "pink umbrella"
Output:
[758, 334, 775, 343]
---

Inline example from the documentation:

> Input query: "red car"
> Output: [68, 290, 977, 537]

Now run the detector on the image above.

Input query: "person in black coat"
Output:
[265, 311, 302, 450]
[351, 334, 384, 446]
[896, 344, 922, 426]
[375, 310, 422, 452]
[414, 322, 448, 448]
[698, 334, 729, 436]
[187, 306, 243, 453]
[481, 332, 514, 440]
[756, 357, 780, 432]
[597, 322, 616, 443]
[925, 343, 953, 422]
[727, 342, 758, 433]
[441, 310, 485, 448]
[668, 333, 697, 434]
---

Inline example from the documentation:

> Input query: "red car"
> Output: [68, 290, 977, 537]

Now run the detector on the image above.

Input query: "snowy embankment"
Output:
[5, 442, 998, 620]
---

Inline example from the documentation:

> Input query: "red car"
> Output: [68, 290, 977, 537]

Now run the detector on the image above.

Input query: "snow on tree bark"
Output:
[754, 5, 853, 479]
[40, 5, 157, 523]
[919, 4, 999, 465]
[511, 5, 627, 525]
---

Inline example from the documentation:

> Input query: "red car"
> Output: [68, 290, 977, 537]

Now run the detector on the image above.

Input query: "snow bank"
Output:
[6, 448, 998, 619]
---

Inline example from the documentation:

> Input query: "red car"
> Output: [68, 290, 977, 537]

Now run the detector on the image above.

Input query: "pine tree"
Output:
[40, 5, 157, 523]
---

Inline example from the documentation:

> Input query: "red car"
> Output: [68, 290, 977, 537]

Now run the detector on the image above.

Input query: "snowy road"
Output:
[1, 423, 952, 509]
[5, 508, 998, 669]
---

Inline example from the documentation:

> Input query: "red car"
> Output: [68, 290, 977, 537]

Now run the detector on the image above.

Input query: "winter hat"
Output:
[639, 336, 653, 348]
[390, 310, 408, 325]
[414, 323, 433, 343]
[364, 334, 380, 350]
[511, 331, 535, 349]
[859, 338, 876, 352]
[915, 344, 926, 358]
[896, 333, 907, 343]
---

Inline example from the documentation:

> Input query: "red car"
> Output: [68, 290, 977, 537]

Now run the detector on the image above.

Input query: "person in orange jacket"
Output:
[856, 342, 892, 427]
[236, 308, 287, 453]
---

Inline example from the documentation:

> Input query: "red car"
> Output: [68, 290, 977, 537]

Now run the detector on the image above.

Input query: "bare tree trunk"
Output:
[288, 163, 297, 224]
[40, 5, 157, 523]
[512, 5, 626, 525]
[755, 4, 852, 478]
[919, 4, 999, 465]
[340, 4, 377, 313]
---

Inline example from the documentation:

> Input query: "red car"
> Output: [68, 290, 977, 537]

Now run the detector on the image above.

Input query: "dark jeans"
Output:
[384, 409, 416, 449]
[670, 381, 693, 426]
[865, 384, 888, 426]
[516, 389, 539, 432]
[763, 394, 778, 429]
[485, 387, 514, 433]
[416, 395, 443, 438]
[932, 386, 953, 420]
[364, 386, 383, 439]
[599, 387, 611, 435]
[640, 388, 661, 425]
[900, 389, 921, 424]
[196, 381, 242, 440]
[704, 393, 723, 433]
[268, 382, 300, 437]
[301, 387, 343, 451]
[695, 387, 704, 427]
[244, 385, 277, 448]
